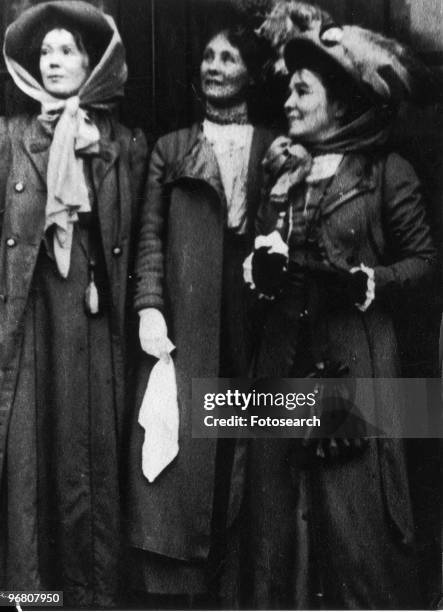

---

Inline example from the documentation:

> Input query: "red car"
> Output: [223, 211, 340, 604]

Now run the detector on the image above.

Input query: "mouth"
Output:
[204, 78, 224, 86]
[47, 74, 64, 81]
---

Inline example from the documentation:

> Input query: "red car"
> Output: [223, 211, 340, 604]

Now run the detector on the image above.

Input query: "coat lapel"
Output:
[92, 138, 121, 277]
[22, 120, 51, 187]
[165, 124, 226, 204]
[245, 128, 274, 236]
[320, 154, 376, 218]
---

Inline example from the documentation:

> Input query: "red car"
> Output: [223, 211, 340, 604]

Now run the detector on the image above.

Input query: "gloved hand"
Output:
[349, 264, 375, 311]
[138, 308, 171, 364]
[252, 247, 287, 298]
[250, 231, 289, 298]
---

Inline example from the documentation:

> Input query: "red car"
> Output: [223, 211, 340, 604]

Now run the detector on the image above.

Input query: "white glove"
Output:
[254, 230, 289, 257]
[139, 308, 171, 363]
[243, 252, 254, 287]
[350, 264, 375, 312]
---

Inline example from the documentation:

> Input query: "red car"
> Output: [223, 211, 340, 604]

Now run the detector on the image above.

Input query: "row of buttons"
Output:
[5, 238, 123, 256]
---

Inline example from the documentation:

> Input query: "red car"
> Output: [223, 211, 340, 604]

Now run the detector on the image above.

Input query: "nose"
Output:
[206, 56, 222, 75]
[284, 91, 297, 113]
[45, 51, 61, 68]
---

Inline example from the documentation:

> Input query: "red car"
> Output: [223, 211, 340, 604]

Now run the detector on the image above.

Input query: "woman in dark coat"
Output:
[0, 2, 147, 607]
[242, 15, 436, 610]
[127, 20, 274, 605]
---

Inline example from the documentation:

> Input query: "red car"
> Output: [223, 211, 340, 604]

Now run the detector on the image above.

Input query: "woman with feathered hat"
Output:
[0, 1, 147, 606]
[242, 5, 436, 608]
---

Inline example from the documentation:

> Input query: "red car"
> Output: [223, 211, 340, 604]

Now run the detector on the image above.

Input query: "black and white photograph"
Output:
[0, 0, 442, 610]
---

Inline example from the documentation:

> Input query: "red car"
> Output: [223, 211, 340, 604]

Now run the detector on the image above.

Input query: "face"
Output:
[284, 69, 342, 142]
[200, 32, 250, 105]
[39, 29, 90, 98]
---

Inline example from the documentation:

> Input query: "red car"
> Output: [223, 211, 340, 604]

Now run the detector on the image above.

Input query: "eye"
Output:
[296, 85, 310, 96]
[62, 46, 74, 55]
[202, 48, 214, 62]
[220, 51, 235, 63]
[40, 47, 49, 57]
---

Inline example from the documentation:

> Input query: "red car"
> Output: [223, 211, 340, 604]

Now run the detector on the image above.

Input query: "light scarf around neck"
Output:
[3, 14, 127, 278]
[263, 104, 394, 211]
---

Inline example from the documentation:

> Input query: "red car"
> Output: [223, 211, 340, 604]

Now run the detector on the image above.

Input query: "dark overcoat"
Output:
[246, 151, 436, 609]
[128, 123, 275, 562]
[0, 114, 147, 483]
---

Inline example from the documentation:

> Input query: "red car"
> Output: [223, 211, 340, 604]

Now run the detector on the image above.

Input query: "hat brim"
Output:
[284, 37, 352, 83]
[5, 0, 113, 66]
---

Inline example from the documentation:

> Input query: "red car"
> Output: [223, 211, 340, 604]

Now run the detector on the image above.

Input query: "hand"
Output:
[350, 264, 375, 311]
[243, 252, 254, 288]
[252, 247, 287, 298]
[138, 308, 171, 363]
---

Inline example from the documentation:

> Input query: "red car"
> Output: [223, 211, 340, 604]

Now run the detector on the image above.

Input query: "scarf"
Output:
[264, 105, 393, 211]
[3, 14, 127, 278]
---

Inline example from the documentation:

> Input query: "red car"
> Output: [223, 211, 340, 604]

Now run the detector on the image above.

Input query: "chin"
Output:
[46, 87, 76, 99]
[288, 127, 305, 140]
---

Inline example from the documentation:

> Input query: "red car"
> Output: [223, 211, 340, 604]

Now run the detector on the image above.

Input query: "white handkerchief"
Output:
[138, 340, 179, 482]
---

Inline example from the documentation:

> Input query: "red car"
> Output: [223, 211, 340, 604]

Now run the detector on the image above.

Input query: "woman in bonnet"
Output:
[0, 1, 147, 606]
[242, 4, 436, 609]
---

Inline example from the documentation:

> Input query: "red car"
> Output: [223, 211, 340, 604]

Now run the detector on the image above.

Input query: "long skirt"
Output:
[242, 296, 425, 609]
[0, 220, 121, 608]
[126, 230, 251, 606]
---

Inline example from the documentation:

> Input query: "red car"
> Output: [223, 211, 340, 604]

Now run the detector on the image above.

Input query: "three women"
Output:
[0, 0, 438, 609]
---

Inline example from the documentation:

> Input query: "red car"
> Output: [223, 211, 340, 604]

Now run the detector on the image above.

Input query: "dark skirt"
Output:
[127, 230, 251, 605]
[242, 295, 425, 610]
[1, 220, 121, 608]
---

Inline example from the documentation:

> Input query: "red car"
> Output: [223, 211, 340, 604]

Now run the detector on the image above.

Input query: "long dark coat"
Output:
[128, 123, 275, 565]
[245, 151, 436, 609]
[0, 114, 147, 486]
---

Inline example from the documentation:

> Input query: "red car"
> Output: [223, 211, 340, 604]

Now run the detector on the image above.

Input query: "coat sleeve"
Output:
[373, 153, 436, 296]
[134, 136, 169, 312]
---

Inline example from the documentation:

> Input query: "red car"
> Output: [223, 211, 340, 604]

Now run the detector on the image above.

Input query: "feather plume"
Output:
[256, 1, 334, 73]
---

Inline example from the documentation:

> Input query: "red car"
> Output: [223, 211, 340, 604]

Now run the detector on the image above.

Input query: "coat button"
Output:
[6, 237, 16, 247]
[112, 246, 122, 257]
[14, 181, 25, 193]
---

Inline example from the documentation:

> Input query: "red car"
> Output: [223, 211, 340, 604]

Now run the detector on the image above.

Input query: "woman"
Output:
[243, 18, 436, 610]
[0, 2, 147, 607]
[127, 20, 274, 605]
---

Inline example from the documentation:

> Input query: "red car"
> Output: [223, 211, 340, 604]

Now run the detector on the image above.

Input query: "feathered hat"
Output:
[255, 1, 335, 73]
[283, 8, 434, 105]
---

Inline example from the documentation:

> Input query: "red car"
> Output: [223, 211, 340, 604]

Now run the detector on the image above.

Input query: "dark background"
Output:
[0, 0, 442, 603]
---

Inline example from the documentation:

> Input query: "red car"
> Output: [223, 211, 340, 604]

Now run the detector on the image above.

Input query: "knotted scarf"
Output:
[264, 105, 393, 212]
[3, 13, 127, 277]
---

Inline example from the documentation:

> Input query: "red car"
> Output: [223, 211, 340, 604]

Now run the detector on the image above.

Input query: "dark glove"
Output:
[346, 269, 369, 304]
[252, 246, 287, 298]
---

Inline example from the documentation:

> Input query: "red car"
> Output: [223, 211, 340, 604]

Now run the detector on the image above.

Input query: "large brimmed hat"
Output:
[284, 18, 433, 105]
[5, 1, 113, 70]
[256, 1, 334, 74]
